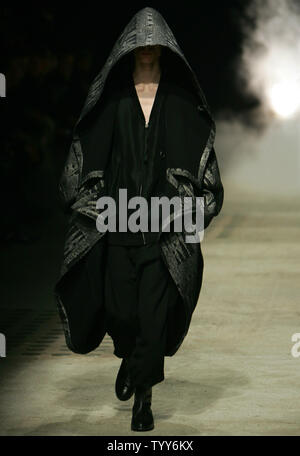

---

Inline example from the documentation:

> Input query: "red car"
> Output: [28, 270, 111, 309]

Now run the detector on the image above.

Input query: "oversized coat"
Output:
[54, 7, 224, 357]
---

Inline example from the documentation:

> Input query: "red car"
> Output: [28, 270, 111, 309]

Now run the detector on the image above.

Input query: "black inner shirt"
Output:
[105, 69, 168, 245]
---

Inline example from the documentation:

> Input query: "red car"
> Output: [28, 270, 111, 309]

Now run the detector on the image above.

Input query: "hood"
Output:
[73, 6, 215, 138]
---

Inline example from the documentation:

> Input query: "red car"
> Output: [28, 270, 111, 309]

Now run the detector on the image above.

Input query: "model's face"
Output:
[134, 45, 162, 65]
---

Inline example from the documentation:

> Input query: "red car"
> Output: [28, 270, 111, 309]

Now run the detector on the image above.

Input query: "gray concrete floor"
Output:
[1, 181, 300, 436]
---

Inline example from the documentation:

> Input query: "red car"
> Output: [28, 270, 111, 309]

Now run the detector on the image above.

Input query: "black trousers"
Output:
[104, 242, 180, 389]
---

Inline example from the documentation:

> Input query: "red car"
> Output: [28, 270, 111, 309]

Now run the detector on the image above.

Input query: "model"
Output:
[54, 7, 224, 432]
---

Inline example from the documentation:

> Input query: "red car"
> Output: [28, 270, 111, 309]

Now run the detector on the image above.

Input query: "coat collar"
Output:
[73, 7, 214, 138]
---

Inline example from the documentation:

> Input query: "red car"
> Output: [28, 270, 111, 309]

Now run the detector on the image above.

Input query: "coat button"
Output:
[159, 149, 166, 158]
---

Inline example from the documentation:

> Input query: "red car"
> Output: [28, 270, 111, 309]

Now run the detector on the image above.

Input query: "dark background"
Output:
[0, 2, 256, 247]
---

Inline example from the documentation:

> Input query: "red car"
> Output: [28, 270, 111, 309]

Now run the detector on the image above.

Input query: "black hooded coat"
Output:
[54, 7, 224, 356]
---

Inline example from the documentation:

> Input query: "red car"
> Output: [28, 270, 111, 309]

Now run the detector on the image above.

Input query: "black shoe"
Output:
[131, 385, 154, 432]
[115, 358, 135, 401]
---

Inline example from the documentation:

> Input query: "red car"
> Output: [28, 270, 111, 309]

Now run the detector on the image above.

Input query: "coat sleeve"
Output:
[163, 146, 224, 232]
[200, 146, 224, 229]
[58, 90, 118, 215]
[163, 84, 223, 229]
[58, 138, 82, 215]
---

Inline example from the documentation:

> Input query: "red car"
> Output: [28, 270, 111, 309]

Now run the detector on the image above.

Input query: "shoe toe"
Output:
[131, 408, 154, 431]
[115, 358, 135, 401]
